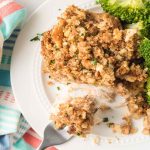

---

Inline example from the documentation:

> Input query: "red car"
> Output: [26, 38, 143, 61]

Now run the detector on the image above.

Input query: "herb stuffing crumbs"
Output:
[48, 81, 54, 86]
[42, 5, 150, 136]
[51, 96, 98, 136]
[41, 5, 148, 89]
[108, 139, 112, 144]
[93, 136, 101, 145]
[99, 104, 111, 112]
[142, 109, 150, 135]
[108, 116, 137, 135]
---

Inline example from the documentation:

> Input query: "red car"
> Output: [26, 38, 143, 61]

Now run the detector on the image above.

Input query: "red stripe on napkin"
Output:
[23, 128, 57, 150]
[0, 2, 23, 19]
[23, 131, 41, 148]
[46, 147, 58, 150]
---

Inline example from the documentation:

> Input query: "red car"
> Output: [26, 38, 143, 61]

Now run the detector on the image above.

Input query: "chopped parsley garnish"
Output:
[91, 58, 97, 65]
[30, 36, 40, 41]
[103, 117, 109, 122]
[50, 60, 55, 64]
[64, 60, 68, 65]
[80, 33, 86, 37]
[77, 133, 81, 136]
[57, 87, 60, 90]
[30, 33, 43, 41]
[54, 45, 59, 50]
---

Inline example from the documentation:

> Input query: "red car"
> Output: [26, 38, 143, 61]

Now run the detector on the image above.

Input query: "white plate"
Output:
[11, 0, 150, 149]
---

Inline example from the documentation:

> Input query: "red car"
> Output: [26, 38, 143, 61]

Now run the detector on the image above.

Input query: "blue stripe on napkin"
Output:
[0, 135, 10, 150]
[0, 70, 10, 86]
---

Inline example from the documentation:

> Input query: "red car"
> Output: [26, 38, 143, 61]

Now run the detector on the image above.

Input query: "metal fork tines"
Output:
[37, 123, 73, 150]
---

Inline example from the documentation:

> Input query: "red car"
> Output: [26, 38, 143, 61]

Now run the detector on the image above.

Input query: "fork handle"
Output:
[37, 142, 53, 150]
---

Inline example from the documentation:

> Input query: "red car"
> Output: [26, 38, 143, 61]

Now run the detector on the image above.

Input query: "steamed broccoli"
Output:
[96, 0, 150, 23]
[139, 38, 150, 104]
[146, 77, 150, 104]
[139, 38, 150, 70]
[126, 21, 150, 39]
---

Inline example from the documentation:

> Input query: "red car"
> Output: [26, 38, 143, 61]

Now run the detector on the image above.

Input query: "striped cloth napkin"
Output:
[0, 1, 57, 150]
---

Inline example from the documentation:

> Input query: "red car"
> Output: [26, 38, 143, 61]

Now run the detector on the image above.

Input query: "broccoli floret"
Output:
[146, 78, 150, 104]
[139, 38, 150, 104]
[139, 38, 150, 70]
[96, 0, 150, 23]
[147, 96, 150, 105]
[126, 21, 150, 39]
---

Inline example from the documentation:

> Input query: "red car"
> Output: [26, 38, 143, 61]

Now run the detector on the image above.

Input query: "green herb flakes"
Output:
[91, 58, 97, 65]
[30, 33, 43, 41]
[50, 60, 55, 65]
[57, 87, 60, 90]
[103, 117, 109, 122]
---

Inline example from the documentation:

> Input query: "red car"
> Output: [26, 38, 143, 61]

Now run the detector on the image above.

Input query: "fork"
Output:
[37, 123, 73, 150]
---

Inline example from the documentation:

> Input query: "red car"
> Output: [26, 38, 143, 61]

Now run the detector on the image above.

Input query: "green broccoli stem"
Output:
[125, 21, 150, 39]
